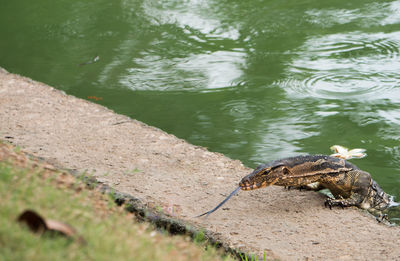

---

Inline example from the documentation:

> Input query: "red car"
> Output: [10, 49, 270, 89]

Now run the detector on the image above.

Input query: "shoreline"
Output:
[1, 67, 399, 260]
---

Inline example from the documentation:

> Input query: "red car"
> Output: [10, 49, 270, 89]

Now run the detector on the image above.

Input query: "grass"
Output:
[124, 168, 142, 175]
[0, 143, 234, 261]
[239, 252, 269, 261]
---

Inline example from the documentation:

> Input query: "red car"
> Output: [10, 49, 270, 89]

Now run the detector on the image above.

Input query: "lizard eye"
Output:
[282, 167, 289, 175]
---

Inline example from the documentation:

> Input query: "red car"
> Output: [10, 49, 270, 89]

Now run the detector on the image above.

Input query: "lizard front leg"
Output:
[285, 182, 323, 191]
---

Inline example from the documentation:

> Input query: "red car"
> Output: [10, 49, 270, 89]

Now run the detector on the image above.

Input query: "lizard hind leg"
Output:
[324, 193, 365, 209]
[324, 170, 371, 210]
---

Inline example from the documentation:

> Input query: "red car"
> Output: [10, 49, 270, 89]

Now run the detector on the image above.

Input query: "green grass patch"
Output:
[0, 160, 233, 261]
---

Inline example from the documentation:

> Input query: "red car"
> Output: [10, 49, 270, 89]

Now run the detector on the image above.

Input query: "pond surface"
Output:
[1, 0, 400, 221]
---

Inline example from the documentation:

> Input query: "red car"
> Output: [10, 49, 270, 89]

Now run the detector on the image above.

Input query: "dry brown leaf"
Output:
[17, 209, 85, 244]
[17, 209, 47, 235]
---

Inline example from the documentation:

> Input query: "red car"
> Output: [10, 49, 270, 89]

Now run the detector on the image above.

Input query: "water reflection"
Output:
[120, 50, 245, 91]
[251, 115, 319, 164]
[116, 0, 245, 92]
[142, 0, 240, 40]
[381, 0, 400, 25]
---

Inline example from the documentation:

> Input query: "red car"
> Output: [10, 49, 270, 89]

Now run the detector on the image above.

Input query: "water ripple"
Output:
[310, 36, 400, 60]
[278, 71, 395, 99]
[277, 32, 400, 101]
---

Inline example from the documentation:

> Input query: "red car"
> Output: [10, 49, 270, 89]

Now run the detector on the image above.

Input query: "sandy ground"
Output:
[1, 67, 399, 260]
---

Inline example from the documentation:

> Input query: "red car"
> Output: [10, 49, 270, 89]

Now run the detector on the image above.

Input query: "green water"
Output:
[1, 0, 400, 221]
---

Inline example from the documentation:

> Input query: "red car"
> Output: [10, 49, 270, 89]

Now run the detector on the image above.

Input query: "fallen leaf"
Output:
[17, 209, 85, 244]
[17, 209, 47, 234]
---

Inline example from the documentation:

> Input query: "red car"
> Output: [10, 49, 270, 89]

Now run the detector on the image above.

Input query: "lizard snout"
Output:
[239, 166, 271, 190]
[239, 176, 264, 190]
[239, 176, 255, 190]
[239, 177, 250, 189]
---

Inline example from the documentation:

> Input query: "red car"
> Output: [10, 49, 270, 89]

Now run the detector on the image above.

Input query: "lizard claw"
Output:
[324, 198, 333, 209]
[325, 198, 347, 209]
[376, 214, 388, 223]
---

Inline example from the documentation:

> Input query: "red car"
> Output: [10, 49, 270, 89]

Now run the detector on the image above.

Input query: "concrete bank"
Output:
[1, 67, 399, 260]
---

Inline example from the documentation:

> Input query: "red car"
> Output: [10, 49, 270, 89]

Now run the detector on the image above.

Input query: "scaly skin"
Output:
[239, 155, 391, 212]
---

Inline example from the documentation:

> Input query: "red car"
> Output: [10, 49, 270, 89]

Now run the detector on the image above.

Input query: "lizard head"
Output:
[239, 163, 287, 190]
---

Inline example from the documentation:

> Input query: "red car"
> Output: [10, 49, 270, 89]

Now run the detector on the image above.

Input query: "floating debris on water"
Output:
[78, 55, 100, 66]
[330, 145, 366, 159]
